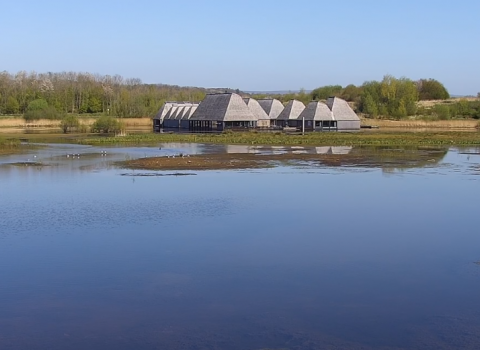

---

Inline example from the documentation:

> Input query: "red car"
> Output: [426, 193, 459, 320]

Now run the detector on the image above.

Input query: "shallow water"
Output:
[1, 144, 480, 349]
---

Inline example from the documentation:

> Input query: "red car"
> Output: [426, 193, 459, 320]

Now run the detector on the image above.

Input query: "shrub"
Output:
[60, 115, 80, 133]
[433, 105, 451, 120]
[91, 116, 124, 134]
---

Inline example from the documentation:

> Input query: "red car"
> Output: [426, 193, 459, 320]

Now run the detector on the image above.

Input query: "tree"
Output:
[311, 85, 342, 101]
[417, 79, 450, 100]
[60, 115, 80, 133]
[340, 84, 362, 102]
[359, 76, 418, 118]
[27, 98, 49, 111]
[5, 96, 19, 114]
[24, 98, 62, 121]
[361, 92, 378, 117]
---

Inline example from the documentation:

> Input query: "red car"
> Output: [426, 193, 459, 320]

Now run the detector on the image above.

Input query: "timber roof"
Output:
[298, 101, 334, 121]
[276, 100, 306, 121]
[190, 93, 257, 122]
[326, 97, 360, 121]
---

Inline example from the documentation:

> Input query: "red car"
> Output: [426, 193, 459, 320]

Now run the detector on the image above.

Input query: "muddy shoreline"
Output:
[119, 149, 447, 171]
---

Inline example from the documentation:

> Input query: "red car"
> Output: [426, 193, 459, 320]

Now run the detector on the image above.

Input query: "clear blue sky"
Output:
[2, 0, 479, 95]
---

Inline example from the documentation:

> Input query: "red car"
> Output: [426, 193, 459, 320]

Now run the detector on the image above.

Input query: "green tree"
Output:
[361, 92, 378, 117]
[24, 99, 62, 121]
[340, 84, 362, 102]
[311, 85, 342, 101]
[5, 96, 19, 114]
[27, 98, 49, 111]
[417, 79, 450, 100]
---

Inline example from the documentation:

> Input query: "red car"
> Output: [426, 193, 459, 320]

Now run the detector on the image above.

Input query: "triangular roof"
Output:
[298, 101, 334, 121]
[276, 100, 305, 121]
[243, 98, 269, 120]
[190, 93, 257, 121]
[163, 105, 180, 120]
[257, 99, 284, 119]
[175, 103, 194, 120]
[153, 101, 176, 121]
[182, 104, 199, 120]
[326, 97, 360, 121]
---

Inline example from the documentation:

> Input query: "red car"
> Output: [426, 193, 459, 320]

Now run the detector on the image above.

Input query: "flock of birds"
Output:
[24, 147, 191, 164]
[65, 150, 108, 159]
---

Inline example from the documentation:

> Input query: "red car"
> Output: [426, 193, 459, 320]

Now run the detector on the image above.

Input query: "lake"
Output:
[1, 143, 480, 350]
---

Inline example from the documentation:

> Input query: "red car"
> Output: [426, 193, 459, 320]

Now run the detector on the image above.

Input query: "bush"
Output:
[433, 105, 451, 120]
[91, 116, 124, 134]
[60, 115, 80, 133]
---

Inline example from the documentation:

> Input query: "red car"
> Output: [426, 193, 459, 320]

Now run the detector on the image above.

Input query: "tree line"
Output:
[253, 76, 479, 119]
[0, 71, 208, 118]
[1, 71, 478, 120]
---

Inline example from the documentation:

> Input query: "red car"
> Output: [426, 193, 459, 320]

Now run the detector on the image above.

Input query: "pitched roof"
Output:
[190, 93, 257, 121]
[298, 101, 334, 121]
[276, 100, 306, 121]
[243, 98, 269, 120]
[163, 105, 179, 120]
[257, 99, 284, 119]
[153, 101, 176, 120]
[326, 97, 360, 121]
[181, 104, 199, 120]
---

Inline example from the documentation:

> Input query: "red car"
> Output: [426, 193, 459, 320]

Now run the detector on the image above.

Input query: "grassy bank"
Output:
[0, 137, 21, 155]
[71, 131, 480, 147]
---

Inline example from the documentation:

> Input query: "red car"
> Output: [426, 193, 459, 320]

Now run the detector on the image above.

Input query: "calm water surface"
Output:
[1, 144, 480, 350]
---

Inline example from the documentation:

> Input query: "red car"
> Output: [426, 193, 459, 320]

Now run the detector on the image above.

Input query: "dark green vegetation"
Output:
[24, 98, 64, 121]
[71, 131, 480, 147]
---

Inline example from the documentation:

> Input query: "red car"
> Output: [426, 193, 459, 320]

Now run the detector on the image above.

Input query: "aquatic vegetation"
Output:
[0, 137, 21, 154]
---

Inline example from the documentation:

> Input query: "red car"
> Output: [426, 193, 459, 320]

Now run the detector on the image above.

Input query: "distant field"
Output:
[361, 119, 478, 129]
[0, 117, 152, 129]
[417, 97, 479, 108]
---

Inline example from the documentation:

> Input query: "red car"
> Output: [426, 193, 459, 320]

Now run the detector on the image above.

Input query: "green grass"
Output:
[3, 130, 480, 148]
[71, 131, 480, 147]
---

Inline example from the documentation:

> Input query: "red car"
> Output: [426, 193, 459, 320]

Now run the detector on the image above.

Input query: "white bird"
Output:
[67, 154, 69, 158]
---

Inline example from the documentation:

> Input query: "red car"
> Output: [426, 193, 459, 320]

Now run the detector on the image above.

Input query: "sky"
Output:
[1, 0, 479, 95]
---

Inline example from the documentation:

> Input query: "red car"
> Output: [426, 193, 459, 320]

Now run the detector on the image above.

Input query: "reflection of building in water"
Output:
[313, 146, 353, 154]
[315, 146, 331, 154]
[225, 145, 260, 154]
[331, 146, 353, 154]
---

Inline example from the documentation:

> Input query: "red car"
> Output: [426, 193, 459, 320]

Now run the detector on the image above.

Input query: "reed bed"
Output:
[362, 119, 478, 129]
[0, 137, 21, 154]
